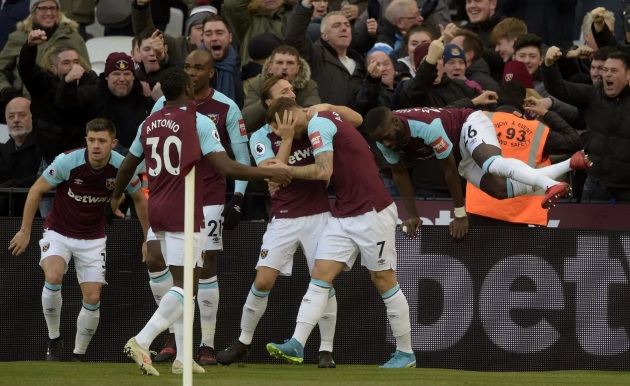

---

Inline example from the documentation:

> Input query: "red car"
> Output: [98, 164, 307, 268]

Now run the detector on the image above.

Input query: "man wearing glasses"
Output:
[0, 0, 89, 109]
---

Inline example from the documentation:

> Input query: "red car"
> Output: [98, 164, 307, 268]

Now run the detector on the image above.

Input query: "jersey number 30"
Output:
[146, 136, 183, 176]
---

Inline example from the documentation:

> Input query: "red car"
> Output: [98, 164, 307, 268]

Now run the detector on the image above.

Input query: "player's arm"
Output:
[287, 150, 333, 181]
[390, 159, 421, 237]
[111, 153, 143, 212]
[437, 152, 468, 240]
[307, 104, 364, 128]
[9, 176, 54, 256]
[205, 151, 291, 185]
[130, 188, 149, 240]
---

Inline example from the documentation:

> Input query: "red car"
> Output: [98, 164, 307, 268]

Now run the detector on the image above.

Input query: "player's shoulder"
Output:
[54, 148, 87, 168]
[250, 124, 272, 143]
[108, 150, 126, 167]
[211, 90, 239, 110]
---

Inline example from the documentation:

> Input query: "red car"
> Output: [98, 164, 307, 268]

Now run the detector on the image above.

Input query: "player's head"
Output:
[161, 67, 193, 101]
[184, 49, 215, 95]
[85, 118, 117, 166]
[497, 81, 526, 109]
[364, 106, 405, 151]
[265, 97, 309, 135]
[260, 75, 296, 109]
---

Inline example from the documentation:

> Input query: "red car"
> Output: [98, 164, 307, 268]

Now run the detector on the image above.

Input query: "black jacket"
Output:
[0, 133, 39, 188]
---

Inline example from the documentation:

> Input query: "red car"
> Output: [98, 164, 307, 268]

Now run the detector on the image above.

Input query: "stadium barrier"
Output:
[1, 218, 629, 371]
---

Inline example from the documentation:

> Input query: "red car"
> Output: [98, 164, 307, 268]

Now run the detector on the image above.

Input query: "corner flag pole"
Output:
[183, 165, 195, 386]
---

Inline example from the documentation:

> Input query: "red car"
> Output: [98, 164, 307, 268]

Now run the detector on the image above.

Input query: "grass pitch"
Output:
[0, 362, 628, 386]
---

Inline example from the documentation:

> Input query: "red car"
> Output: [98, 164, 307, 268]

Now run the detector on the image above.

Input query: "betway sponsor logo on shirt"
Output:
[67, 188, 109, 204]
[288, 148, 313, 164]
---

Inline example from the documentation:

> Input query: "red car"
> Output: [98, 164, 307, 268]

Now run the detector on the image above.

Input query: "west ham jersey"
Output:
[308, 111, 393, 218]
[250, 124, 330, 219]
[43, 149, 141, 239]
[130, 104, 225, 232]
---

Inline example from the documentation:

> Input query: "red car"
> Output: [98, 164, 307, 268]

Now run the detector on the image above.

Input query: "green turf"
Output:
[0, 362, 628, 386]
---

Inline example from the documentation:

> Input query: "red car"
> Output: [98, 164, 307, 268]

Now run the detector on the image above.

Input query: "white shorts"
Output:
[39, 230, 107, 284]
[256, 212, 330, 276]
[147, 227, 205, 268]
[314, 203, 398, 272]
[458, 110, 501, 179]
[203, 205, 224, 251]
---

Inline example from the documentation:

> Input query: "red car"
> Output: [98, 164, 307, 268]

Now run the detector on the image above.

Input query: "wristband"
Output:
[454, 206, 466, 218]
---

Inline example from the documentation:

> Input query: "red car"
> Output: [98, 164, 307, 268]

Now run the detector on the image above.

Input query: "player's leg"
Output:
[267, 217, 349, 364]
[72, 236, 109, 362]
[353, 204, 415, 368]
[301, 212, 337, 368]
[196, 205, 223, 366]
[218, 218, 297, 365]
[145, 234, 176, 363]
[39, 231, 71, 361]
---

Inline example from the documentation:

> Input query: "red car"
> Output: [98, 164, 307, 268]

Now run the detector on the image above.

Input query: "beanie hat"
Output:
[248, 33, 283, 61]
[502, 60, 534, 89]
[412, 42, 430, 70]
[185, 5, 218, 36]
[443, 44, 466, 64]
[30, 0, 60, 13]
[104, 52, 134, 77]
[367, 43, 393, 57]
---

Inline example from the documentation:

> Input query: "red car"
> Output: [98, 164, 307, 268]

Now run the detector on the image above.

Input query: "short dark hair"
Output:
[202, 13, 232, 33]
[453, 29, 483, 62]
[497, 81, 526, 108]
[86, 118, 116, 138]
[513, 33, 543, 55]
[270, 45, 300, 61]
[364, 106, 392, 134]
[607, 51, 630, 70]
[134, 30, 154, 46]
[265, 97, 300, 125]
[260, 74, 284, 110]
[593, 46, 620, 62]
[401, 25, 434, 56]
[160, 67, 190, 101]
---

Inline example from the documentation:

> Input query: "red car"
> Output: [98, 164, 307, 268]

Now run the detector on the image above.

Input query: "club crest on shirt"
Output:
[309, 132, 323, 150]
[260, 249, 268, 259]
[254, 142, 266, 156]
[42, 243, 50, 252]
[106, 178, 116, 190]
[212, 129, 221, 142]
[208, 114, 219, 124]
[505, 73, 513, 81]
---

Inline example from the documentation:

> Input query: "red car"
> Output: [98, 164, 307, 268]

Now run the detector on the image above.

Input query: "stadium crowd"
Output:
[2, 0, 630, 373]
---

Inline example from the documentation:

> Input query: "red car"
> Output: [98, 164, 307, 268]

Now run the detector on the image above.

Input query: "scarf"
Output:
[213, 45, 238, 101]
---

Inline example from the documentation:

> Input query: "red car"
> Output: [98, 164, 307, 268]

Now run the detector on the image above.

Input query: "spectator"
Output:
[451, 28, 500, 91]
[132, 1, 218, 66]
[242, 45, 320, 133]
[461, 0, 506, 82]
[242, 32, 284, 95]
[542, 47, 630, 203]
[490, 17, 527, 63]
[221, 0, 296, 69]
[102, 0, 190, 37]
[442, 43, 483, 94]
[466, 81, 584, 227]
[202, 13, 245, 107]
[56, 52, 154, 155]
[134, 30, 177, 89]
[306, 0, 329, 42]
[394, 24, 433, 79]
[0, 97, 40, 216]
[582, 6, 616, 50]
[18, 36, 96, 165]
[570, 46, 619, 85]
[0, 0, 89, 106]
[285, 4, 367, 106]
[0, 0, 30, 49]
[376, 0, 423, 55]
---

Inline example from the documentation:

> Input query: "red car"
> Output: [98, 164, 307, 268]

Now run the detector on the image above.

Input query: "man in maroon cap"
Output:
[56, 52, 155, 156]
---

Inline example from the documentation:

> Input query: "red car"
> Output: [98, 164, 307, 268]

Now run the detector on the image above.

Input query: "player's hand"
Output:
[142, 241, 147, 263]
[566, 45, 593, 60]
[367, 60, 382, 79]
[426, 35, 445, 65]
[268, 181, 280, 197]
[544, 46, 562, 67]
[341, 3, 359, 21]
[472, 90, 498, 106]
[449, 216, 468, 240]
[271, 109, 296, 141]
[8, 229, 30, 256]
[366, 18, 378, 36]
[64, 63, 85, 83]
[105, 195, 125, 225]
[27, 29, 47, 46]
[523, 96, 548, 116]
[221, 193, 244, 230]
[264, 160, 292, 186]
[401, 217, 421, 238]
[305, 103, 331, 120]
[150, 30, 166, 61]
